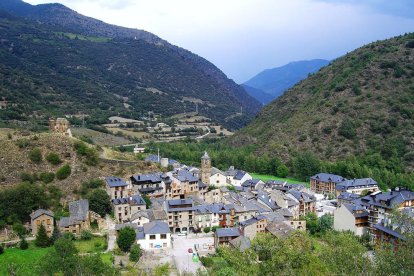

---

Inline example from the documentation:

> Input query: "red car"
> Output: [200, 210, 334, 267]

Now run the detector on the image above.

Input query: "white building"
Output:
[333, 203, 369, 236]
[136, 221, 171, 250]
[209, 167, 227, 187]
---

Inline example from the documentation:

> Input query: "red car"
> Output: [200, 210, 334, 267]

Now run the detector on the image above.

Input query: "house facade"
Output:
[30, 209, 54, 236]
[239, 215, 268, 239]
[111, 195, 146, 223]
[334, 203, 369, 236]
[105, 177, 129, 199]
[136, 221, 171, 250]
[310, 173, 346, 196]
[335, 178, 379, 197]
[164, 198, 195, 233]
[214, 227, 241, 248]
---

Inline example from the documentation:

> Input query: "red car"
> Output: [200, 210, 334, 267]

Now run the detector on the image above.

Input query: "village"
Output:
[26, 146, 414, 274]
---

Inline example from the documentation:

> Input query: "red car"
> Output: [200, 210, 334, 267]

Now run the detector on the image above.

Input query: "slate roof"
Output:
[343, 203, 369, 218]
[211, 167, 224, 175]
[30, 209, 54, 220]
[257, 190, 279, 210]
[229, 236, 251, 252]
[311, 173, 346, 183]
[234, 171, 247, 180]
[131, 173, 163, 183]
[266, 221, 294, 238]
[373, 223, 406, 241]
[201, 151, 210, 160]
[165, 198, 194, 212]
[336, 178, 378, 191]
[131, 209, 167, 222]
[288, 190, 316, 203]
[69, 199, 89, 221]
[215, 227, 241, 238]
[241, 179, 262, 188]
[198, 181, 208, 189]
[338, 192, 361, 202]
[175, 170, 198, 182]
[143, 221, 170, 235]
[194, 203, 233, 215]
[239, 215, 266, 227]
[111, 195, 146, 206]
[105, 177, 128, 187]
[360, 189, 414, 209]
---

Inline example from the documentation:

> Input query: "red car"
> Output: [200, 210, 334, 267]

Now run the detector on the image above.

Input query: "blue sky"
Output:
[26, 0, 414, 83]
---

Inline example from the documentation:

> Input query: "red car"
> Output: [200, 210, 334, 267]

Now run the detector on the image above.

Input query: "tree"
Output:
[203, 227, 211, 234]
[46, 152, 62, 165]
[276, 164, 289, 178]
[38, 237, 78, 276]
[20, 237, 28, 250]
[29, 148, 42, 163]
[87, 189, 111, 217]
[50, 226, 61, 244]
[142, 194, 152, 209]
[117, 226, 136, 252]
[81, 230, 93, 240]
[12, 222, 26, 237]
[292, 152, 321, 181]
[35, 224, 50, 247]
[0, 244, 3, 255]
[129, 244, 142, 262]
[318, 214, 333, 233]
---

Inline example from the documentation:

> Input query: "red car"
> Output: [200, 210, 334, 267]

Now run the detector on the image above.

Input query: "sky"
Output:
[25, 0, 414, 83]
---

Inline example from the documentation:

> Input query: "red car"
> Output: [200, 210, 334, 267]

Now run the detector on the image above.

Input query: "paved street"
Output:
[170, 234, 214, 274]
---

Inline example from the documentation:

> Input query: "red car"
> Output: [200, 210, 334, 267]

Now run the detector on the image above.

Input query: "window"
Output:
[161, 234, 167, 239]
[150, 243, 153, 248]
[47, 219, 51, 224]
[163, 243, 167, 248]
[150, 235, 156, 240]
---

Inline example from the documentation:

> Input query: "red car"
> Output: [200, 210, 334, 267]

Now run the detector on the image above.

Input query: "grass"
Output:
[0, 243, 52, 276]
[100, 252, 113, 265]
[251, 173, 309, 187]
[74, 236, 107, 253]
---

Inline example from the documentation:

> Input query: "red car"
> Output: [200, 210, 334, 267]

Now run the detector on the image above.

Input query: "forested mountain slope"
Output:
[0, 1, 261, 129]
[234, 33, 414, 171]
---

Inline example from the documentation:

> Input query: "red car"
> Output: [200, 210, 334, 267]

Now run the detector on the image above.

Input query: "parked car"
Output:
[188, 248, 193, 253]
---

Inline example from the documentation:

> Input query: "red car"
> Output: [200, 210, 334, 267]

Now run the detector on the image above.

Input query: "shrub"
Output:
[16, 139, 30, 148]
[211, 226, 220, 233]
[62, 232, 75, 241]
[46, 152, 62, 165]
[29, 148, 42, 163]
[39, 172, 55, 184]
[117, 227, 136, 252]
[129, 244, 142, 262]
[338, 118, 357, 139]
[0, 245, 3, 255]
[20, 237, 29, 250]
[203, 227, 211, 234]
[276, 164, 289, 178]
[13, 222, 26, 237]
[20, 172, 37, 183]
[56, 164, 71, 180]
[81, 230, 93, 240]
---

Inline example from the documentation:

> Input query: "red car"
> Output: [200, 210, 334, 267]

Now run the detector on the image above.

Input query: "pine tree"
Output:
[35, 224, 50, 247]
[50, 225, 61, 244]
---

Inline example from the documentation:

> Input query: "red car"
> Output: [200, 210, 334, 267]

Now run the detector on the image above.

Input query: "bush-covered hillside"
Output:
[0, 7, 261, 130]
[234, 33, 414, 171]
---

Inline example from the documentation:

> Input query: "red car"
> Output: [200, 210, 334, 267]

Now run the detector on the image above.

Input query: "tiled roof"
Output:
[266, 221, 294, 238]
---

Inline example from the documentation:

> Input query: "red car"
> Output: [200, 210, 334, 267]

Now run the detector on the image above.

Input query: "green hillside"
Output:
[234, 33, 414, 171]
[0, 8, 261, 130]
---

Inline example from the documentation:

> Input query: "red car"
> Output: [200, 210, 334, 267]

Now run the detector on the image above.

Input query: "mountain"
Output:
[233, 33, 414, 170]
[0, 0, 262, 130]
[241, 85, 273, 105]
[244, 59, 330, 100]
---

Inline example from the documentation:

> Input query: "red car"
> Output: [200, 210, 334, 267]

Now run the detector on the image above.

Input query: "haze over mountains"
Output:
[234, 33, 414, 171]
[243, 59, 330, 104]
[0, 0, 261, 130]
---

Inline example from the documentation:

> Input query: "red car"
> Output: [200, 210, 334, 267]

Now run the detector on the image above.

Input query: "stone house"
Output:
[164, 198, 195, 233]
[214, 227, 241, 248]
[111, 195, 146, 223]
[335, 178, 379, 197]
[105, 177, 130, 199]
[59, 200, 103, 235]
[30, 209, 54, 236]
[239, 215, 267, 239]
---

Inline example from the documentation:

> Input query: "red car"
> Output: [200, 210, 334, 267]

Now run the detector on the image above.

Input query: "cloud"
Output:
[24, 0, 414, 82]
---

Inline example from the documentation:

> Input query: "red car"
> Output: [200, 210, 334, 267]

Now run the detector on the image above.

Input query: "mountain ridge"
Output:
[0, 0, 261, 130]
[233, 33, 414, 171]
[244, 59, 330, 101]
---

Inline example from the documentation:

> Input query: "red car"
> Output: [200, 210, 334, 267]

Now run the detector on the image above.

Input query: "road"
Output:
[106, 215, 116, 252]
[196, 126, 210, 139]
[170, 234, 214, 274]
